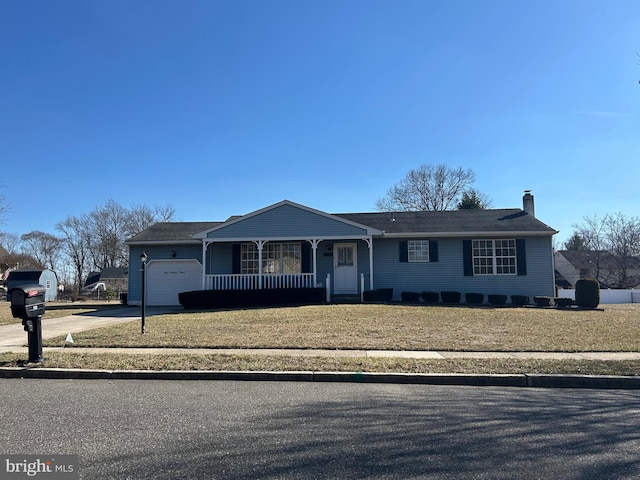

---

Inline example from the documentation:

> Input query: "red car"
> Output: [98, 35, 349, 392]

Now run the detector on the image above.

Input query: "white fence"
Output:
[557, 288, 640, 304]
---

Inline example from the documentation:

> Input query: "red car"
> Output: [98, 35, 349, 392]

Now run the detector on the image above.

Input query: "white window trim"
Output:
[408, 240, 430, 263]
[472, 239, 517, 276]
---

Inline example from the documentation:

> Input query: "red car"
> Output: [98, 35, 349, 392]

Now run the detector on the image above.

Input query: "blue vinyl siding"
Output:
[373, 236, 555, 300]
[207, 204, 368, 239]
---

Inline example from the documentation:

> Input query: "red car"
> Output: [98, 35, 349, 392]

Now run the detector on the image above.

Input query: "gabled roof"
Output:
[126, 222, 223, 244]
[335, 209, 557, 237]
[127, 202, 557, 244]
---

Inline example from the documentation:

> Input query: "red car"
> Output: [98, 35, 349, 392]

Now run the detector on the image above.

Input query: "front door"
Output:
[333, 243, 358, 294]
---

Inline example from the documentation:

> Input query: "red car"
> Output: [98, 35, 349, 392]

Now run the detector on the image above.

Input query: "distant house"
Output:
[555, 250, 640, 289]
[125, 192, 557, 307]
[84, 267, 128, 293]
[6, 269, 59, 301]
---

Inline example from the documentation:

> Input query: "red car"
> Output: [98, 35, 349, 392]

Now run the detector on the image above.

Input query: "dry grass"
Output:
[43, 303, 640, 352]
[0, 301, 122, 326]
[1, 351, 639, 376]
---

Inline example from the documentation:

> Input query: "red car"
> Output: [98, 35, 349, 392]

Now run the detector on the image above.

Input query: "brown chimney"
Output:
[523, 190, 535, 217]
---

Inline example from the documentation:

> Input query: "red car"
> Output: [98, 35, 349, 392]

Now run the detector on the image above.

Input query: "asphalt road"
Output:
[1, 379, 640, 479]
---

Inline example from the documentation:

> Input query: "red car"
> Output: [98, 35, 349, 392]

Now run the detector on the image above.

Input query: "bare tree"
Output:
[570, 213, 640, 288]
[0, 186, 9, 227]
[56, 215, 91, 295]
[604, 212, 640, 287]
[376, 164, 479, 211]
[0, 232, 20, 255]
[20, 231, 62, 270]
[88, 200, 130, 270]
[87, 200, 176, 270]
[126, 203, 175, 237]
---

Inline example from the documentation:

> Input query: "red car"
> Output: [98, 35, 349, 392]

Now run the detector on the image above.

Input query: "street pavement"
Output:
[4, 379, 640, 479]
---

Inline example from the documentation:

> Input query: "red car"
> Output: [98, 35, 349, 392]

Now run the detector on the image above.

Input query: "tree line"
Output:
[563, 213, 640, 288]
[0, 196, 174, 294]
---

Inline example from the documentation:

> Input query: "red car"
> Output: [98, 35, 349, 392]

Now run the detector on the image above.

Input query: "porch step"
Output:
[331, 294, 362, 304]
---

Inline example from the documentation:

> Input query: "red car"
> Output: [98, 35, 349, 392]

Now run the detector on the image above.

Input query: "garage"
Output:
[145, 260, 202, 306]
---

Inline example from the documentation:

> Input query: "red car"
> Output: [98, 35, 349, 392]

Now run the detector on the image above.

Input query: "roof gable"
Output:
[193, 200, 381, 240]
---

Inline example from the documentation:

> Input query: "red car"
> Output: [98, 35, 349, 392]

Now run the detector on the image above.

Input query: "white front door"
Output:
[333, 243, 358, 294]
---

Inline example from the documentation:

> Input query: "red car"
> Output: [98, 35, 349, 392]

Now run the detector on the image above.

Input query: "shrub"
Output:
[555, 297, 574, 308]
[421, 291, 439, 303]
[465, 293, 484, 304]
[363, 290, 388, 302]
[488, 294, 507, 306]
[179, 288, 325, 309]
[441, 291, 461, 304]
[401, 291, 420, 303]
[534, 296, 552, 307]
[511, 295, 530, 306]
[376, 288, 394, 302]
[575, 278, 600, 309]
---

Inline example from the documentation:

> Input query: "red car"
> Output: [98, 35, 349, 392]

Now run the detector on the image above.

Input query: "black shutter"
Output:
[232, 244, 241, 274]
[516, 239, 527, 276]
[429, 240, 438, 262]
[301, 242, 312, 273]
[399, 241, 408, 262]
[463, 240, 473, 276]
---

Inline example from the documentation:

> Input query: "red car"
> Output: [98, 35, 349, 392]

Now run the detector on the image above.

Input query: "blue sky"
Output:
[1, 0, 638, 246]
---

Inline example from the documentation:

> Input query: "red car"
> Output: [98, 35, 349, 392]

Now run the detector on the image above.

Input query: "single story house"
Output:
[125, 192, 557, 306]
[5, 269, 59, 302]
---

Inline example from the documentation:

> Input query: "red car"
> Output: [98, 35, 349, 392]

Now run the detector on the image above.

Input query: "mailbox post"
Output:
[9, 284, 46, 363]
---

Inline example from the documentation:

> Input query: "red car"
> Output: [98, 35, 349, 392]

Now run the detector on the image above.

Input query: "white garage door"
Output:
[146, 260, 202, 306]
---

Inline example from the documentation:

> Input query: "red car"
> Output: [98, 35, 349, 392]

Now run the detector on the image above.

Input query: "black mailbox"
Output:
[9, 284, 45, 363]
[10, 284, 46, 320]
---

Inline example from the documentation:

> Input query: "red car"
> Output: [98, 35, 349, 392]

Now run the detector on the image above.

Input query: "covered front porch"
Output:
[200, 238, 374, 298]
[191, 200, 383, 298]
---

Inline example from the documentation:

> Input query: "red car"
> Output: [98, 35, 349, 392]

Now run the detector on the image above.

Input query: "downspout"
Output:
[365, 237, 374, 290]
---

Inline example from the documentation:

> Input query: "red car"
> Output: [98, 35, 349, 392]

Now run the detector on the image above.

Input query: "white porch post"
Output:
[254, 240, 266, 289]
[308, 239, 321, 287]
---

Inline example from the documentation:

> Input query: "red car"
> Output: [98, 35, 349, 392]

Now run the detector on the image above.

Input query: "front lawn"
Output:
[43, 303, 640, 352]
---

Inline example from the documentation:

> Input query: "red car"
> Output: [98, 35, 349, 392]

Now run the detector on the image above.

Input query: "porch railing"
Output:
[205, 273, 315, 290]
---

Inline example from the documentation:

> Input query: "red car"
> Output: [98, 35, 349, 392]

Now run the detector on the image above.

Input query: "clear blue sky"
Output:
[1, 0, 638, 246]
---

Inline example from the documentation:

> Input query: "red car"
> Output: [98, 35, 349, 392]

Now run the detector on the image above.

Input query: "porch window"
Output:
[408, 240, 430, 262]
[241, 243, 302, 274]
[472, 239, 516, 275]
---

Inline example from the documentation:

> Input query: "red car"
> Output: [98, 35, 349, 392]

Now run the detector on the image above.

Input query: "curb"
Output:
[1, 367, 639, 389]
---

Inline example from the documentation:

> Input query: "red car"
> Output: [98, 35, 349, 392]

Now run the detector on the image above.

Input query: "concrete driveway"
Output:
[0, 306, 178, 351]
